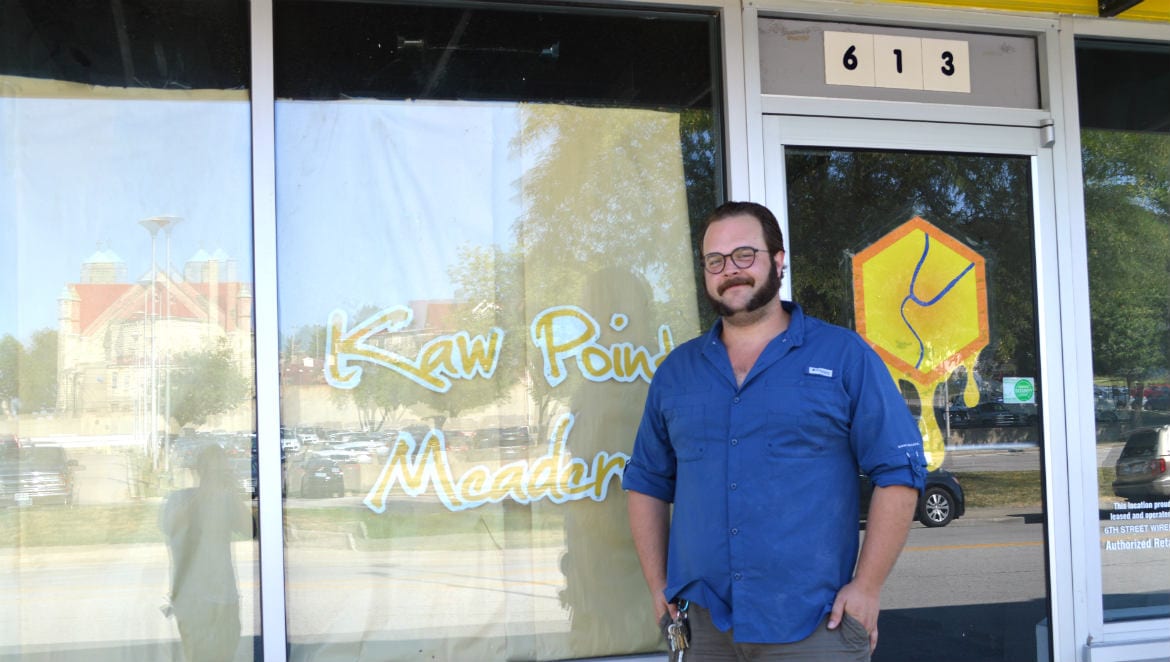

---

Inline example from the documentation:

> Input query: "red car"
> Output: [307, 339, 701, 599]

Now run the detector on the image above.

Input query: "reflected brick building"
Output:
[55, 246, 254, 432]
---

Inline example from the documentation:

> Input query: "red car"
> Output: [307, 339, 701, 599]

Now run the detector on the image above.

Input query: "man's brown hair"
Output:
[702, 201, 786, 257]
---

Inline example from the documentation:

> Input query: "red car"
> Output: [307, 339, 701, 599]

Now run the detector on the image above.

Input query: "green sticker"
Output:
[1014, 379, 1034, 402]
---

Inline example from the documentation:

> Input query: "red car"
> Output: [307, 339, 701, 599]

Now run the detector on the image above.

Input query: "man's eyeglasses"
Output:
[701, 246, 766, 274]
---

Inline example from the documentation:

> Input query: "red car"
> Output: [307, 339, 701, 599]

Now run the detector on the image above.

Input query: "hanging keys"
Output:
[666, 621, 687, 660]
[665, 601, 690, 662]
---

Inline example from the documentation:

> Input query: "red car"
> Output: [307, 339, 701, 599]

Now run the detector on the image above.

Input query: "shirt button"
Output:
[733, 573, 743, 581]
[731, 528, 739, 535]
[730, 483, 738, 490]
[733, 396, 740, 404]
[730, 439, 738, 446]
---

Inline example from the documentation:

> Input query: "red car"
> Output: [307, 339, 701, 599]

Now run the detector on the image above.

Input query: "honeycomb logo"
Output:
[852, 216, 988, 469]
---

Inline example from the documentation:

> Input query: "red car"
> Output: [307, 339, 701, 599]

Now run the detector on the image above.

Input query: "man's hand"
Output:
[653, 594, 680, 624]
[828, 483, 918, 651]
[627, 491, 674, 625]
[828, 580, 881, 651]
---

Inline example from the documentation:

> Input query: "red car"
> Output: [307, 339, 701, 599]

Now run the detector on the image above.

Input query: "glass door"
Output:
[763, 116, 1058, 662]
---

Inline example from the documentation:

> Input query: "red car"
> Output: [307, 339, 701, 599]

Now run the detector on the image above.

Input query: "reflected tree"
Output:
[169, 339, 249, 430]
[445, 244, 560, 441]
[18, 329, 59, 414]
[468, 103, 712, 656]
[785, 149, 1039, 400]
[1083, 130, 1170, 417]
[282, 324, 327, 368]
[512, 105, 707, 320]
[328, 361, 422, 433]
[323, 301, 513, 434]
[435, 105, 710, 444]
[0, 335, 19, 414]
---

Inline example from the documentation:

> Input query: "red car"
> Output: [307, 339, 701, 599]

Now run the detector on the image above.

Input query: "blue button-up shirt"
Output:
[623, 302, 925, 643]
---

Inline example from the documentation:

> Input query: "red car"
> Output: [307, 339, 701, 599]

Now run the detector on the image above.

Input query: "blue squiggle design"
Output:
[900, 233, 976, 369]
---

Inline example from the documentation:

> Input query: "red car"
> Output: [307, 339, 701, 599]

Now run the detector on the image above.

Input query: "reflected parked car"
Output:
[230, 456, 258, 498]
[0, 434, 19, 461]
[0, 445, 80, 507]
[297, 456, 345, 498]
[965, 402, 1027, 427]
[1112, 425, 1170, 500]
[860, 468, 966, 528]
[473, 426, 532, 456]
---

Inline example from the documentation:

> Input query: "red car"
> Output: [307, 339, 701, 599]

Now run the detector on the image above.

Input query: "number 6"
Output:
[843, 45, 859, 71]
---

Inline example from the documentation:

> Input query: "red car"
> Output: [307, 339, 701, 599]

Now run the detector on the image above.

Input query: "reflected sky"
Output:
[274, 100, 523, 332]
[2, 97, 253, 341]
[2, 97, 543, 342]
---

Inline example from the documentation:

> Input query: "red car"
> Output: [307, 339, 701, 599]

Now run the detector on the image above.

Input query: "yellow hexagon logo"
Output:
[852, 216, 988, 470]
[853, 216, 987, 383]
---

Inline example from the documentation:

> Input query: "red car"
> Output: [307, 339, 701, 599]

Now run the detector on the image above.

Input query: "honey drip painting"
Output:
[852, 216, 988, 470]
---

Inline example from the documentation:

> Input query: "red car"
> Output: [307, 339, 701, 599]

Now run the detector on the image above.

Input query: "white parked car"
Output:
[280, 430, 301, 453]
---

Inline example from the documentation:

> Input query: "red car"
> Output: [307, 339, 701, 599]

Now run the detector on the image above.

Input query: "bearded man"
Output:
[623, 201, 926, 661]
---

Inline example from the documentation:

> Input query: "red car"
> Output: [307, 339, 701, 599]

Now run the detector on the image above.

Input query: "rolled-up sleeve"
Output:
[847, 343, 927, 492]
[622, 379, 677, 502]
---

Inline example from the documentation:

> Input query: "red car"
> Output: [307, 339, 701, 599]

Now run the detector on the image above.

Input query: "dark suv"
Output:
[0, 445, 79, 507]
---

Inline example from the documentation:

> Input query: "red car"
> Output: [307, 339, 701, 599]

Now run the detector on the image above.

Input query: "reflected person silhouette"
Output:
[557, 266, 661, 655]
[160, 444, 253, 661]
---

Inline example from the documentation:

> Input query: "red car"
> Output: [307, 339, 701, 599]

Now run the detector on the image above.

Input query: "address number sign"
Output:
[824, 31, 971, 93]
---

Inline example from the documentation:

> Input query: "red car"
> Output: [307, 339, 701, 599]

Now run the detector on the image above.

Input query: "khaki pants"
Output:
[678, 603, 870, 662]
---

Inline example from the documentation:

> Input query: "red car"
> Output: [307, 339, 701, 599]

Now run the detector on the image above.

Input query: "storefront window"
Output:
[1078, 38, 1170, 623]
[273, 2, 722, 659]
[1, 2, 257, 660]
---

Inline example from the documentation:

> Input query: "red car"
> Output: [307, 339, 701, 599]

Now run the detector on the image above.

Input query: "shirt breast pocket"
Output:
[663, 403, 709, 462]
[764, 379, 850, 458]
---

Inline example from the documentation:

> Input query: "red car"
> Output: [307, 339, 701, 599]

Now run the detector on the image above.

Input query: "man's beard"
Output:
[706, 258, 782, 319]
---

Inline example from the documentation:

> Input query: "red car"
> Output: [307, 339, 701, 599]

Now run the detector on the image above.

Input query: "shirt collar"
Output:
[701, 301, 808, 389]
[704, 300, 807, 348]
[780, 300, 806, 347]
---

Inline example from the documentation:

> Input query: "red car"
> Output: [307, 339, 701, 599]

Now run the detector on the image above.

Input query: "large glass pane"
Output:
[1078, 37, 1170, 623]
[273, 2, 722, 659]
[1, 2, 257, 660]
[784, 147, 1049, 660]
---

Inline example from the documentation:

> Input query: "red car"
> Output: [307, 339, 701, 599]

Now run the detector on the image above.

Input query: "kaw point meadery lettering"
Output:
[323, 304, 675, 513]
[326, 304, 674, 393]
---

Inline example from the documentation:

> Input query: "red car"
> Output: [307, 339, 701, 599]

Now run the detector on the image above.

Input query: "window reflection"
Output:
[1079, 37, 1170, 623]
[2, 1, 255, 657]
[274, 4, 721, 659]
[161, 444, 253, 662]
[276, 98, 712, 662]
[784, 147, 1049, 661]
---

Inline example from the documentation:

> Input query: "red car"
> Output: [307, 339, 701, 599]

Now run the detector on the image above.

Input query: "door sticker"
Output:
[852, 216, 988, 469]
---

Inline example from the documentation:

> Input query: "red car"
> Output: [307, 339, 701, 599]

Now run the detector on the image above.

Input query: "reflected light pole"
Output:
[140, 216, 182, 470]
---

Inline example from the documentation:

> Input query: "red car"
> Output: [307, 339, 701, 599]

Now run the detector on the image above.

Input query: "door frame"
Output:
[758, 113, 1073, 662]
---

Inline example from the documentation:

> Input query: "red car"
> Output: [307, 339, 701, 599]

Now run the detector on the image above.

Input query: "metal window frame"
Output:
[247, 1, 1170, 660]
[742, 2, 1084, 661]
[247, 1, 746, 660]
[1057, 14, 1170, 662]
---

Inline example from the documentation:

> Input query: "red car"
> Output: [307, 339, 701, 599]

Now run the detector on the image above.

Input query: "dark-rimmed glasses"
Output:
[701, 246, 765, 274]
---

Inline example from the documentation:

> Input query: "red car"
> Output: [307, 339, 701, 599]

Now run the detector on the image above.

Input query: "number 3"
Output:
[940, 51, 955, 76]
